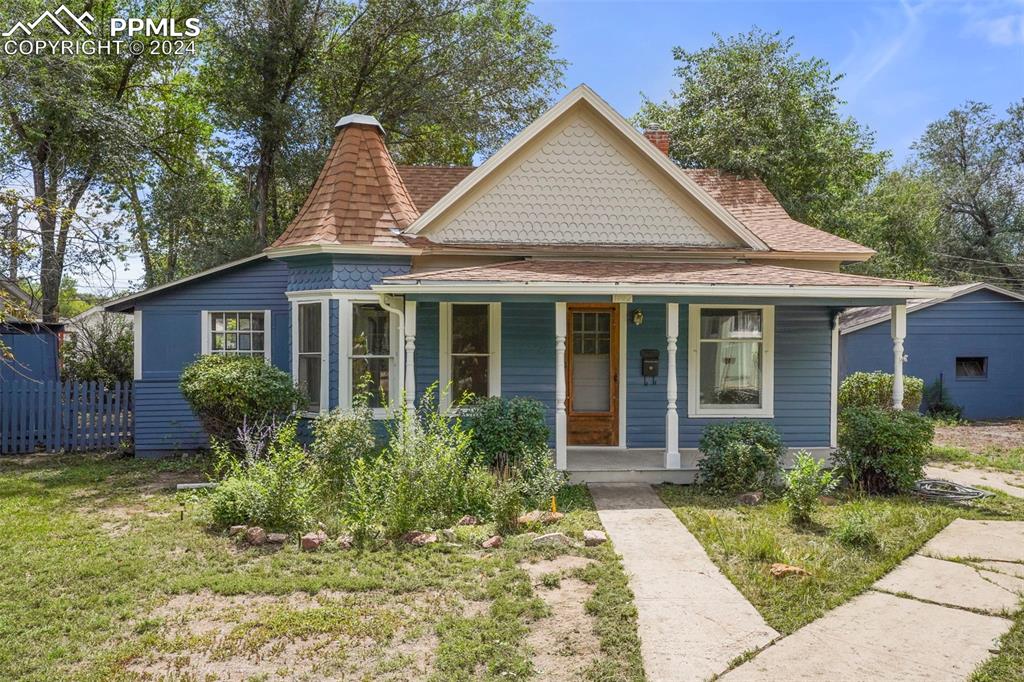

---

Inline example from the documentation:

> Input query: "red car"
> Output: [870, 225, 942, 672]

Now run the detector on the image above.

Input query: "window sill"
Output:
[688, 409, 774, 419]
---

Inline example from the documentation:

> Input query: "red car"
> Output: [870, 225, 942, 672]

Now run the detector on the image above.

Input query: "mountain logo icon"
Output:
[3, 5, 95, 37]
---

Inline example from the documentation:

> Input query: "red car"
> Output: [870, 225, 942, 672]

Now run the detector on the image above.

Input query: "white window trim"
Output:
[439, 302, 501, 411]
[687, 303, 774, 418]
[200, 309, 272, 361]
[337, 293, 400, 419]
[291, 299, 329, 416]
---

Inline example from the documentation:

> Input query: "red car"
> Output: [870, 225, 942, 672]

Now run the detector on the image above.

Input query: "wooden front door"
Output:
[567, 304, 619, 445]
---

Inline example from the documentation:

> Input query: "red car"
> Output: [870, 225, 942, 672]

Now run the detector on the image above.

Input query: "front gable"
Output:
[410, 86, 767, 250]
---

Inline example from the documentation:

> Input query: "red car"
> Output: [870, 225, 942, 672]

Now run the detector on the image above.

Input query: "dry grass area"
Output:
[0, 453, 643, 682]
[932, 420, 1024, 472]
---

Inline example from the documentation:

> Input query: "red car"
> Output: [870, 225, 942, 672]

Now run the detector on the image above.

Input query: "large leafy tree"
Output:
[635, 28, 886, 234]
[0, 0, 202, 320]
[914, 101, 1024, 287]
[202, 0, 564, 247]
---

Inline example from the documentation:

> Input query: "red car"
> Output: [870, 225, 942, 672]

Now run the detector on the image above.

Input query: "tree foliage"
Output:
[635, 28, 886, 233]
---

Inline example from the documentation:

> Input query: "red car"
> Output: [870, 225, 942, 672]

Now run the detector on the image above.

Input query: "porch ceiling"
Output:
[375, 260, 951, 300]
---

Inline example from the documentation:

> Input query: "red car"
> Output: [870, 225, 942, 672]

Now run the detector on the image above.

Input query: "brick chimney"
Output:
[643, 125, 670, 156]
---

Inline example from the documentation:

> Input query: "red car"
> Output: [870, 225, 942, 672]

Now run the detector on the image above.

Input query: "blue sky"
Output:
[532, 0, 1024, 164]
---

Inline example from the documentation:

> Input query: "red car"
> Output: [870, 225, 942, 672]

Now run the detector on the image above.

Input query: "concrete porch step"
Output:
[568, 469, 696, 484]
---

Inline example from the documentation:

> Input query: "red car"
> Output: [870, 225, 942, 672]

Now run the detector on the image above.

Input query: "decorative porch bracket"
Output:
[665, 303, 680, 469]
[555, 302, 568, 470]
[891, 303, 907, 410]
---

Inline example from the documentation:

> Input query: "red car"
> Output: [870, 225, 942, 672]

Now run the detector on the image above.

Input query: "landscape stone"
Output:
[481, 535, 504, 549]
[337, 535, 353, 550]
[532, 532, 575, 547]
[540, 511, 565, 524]
[228, 525, 247, 536]
[456, 515, 479, 526]
[517, 510, 545, 525]
[583, 529, 607, 546]
[873, 554, 1024, 615]
[769, 563, 810, 578]
[441, 529, 457, 543]
[737, 491, 764, 506]
[402, 531, 437, 546]
[244, 526, 267, 546]
[301, 530, 327, 551]
[266, 532, 288, 544]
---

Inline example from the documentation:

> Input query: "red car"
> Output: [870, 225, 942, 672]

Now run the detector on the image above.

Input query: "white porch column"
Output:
[891, 303, 907, 410]
[665, 303, 680, 469]
[555, 302, 568, 470]
[404, 300, 417, 412]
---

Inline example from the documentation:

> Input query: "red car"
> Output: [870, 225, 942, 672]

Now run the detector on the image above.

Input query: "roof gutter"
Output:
[372, 282, 957, 300]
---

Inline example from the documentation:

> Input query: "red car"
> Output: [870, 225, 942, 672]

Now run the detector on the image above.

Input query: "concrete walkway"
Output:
[589, 483, 778, 681]
[723, 520, 1024, 681]
[925, 463, 1024, 499]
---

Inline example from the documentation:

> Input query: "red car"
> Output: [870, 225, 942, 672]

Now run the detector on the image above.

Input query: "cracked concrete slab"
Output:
[975, 560, 1024, 579]
[873, 554, 1024, 615]
[921, 519, 1024, 562]
[925, 465, 1024, 499]
[589, 483, 777, 682]
[720, 591, 1011, 682]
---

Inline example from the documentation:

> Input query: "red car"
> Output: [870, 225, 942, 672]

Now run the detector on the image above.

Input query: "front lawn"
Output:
[656, 485, 1024, 678]
[0, 454, 643, 681]
[931, 419, 1024, 472]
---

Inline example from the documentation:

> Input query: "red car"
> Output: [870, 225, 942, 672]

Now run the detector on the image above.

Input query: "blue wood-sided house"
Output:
[105, 86, 949, 481]
[1, 278, 63, 383]
[840, 283, 1024, 420]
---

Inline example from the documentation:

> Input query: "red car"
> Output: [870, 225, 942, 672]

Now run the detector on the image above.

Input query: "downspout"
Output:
[377, 291, 406, 404]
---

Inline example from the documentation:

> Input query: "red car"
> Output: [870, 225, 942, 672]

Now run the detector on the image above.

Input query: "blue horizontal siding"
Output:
[501, 303, 556, 438]
[1, 326, 61, 382]
[415, 302, 440, 404]
[841, 289, 1024, 419]
[134, 380, 208, 453]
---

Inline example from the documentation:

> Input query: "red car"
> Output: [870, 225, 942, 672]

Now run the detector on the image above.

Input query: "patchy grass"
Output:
[0, 453, 643, 681]
[972, 611, 1024, 682]
[932, 419, 1024, 472]
[931, 443, 1024, 473]
[656, 485, 1024, 636]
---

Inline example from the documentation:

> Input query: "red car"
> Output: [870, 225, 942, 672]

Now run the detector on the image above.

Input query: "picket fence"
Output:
[0, 380, 133, 454]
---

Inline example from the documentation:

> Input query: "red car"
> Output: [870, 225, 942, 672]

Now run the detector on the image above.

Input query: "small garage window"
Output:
[955, 356, 987, 379]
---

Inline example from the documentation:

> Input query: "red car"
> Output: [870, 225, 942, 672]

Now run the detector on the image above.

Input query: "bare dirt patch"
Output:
[935, 420, 1024, 451]
[128, 589, 459, 680]
[520, 555, 601, 681]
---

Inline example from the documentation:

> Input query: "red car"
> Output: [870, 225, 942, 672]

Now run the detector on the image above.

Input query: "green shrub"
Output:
[337, 391, 493, 540]
[463, 396, 550, 468]
[831, 507, 879, 549]
[492, 477, 523, 536]
[923, 378, 963, 421]
[514, 443, 566, 508]
[783, 451, 838, 524]
[835, 406, 934, 494]
[206, 421, 319, 530]
[180, 355, 303, 443]
[697, 420, 784, 494]
[838, 371, 923, 412]
[311, 405, 377, 491]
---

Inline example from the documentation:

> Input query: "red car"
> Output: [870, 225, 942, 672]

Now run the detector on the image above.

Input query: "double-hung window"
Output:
[688, 305, 774, 418]
[440, 303, 501, 408]
[348, 301, 397, 412]
[295, 301, 326, 413]
[202, 311, 271, 360]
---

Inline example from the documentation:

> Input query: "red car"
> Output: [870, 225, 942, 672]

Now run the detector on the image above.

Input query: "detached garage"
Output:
[840, 283, 1024, 420]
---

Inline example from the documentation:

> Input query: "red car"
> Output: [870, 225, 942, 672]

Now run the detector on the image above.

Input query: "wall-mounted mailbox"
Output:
[641, 349, 659, 384]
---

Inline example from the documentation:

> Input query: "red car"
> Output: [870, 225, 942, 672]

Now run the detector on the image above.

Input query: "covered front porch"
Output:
[375, 259, 946, 482]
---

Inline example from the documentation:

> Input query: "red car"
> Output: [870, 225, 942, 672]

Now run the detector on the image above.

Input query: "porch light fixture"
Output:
[632, 308, 644, 326]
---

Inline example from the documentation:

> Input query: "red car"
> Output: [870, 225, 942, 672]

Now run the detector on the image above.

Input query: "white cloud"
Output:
[968, 13, 1024, 45]
[840, 0, 931, 98]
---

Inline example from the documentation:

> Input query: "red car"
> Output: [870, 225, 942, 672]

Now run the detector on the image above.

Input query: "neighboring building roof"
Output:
[839, 282, 1024, 334]
[380, 259, 934, 297]
[104, 253, 268, 313]
[392, 167, 872, 258]
[269, 116, 419, 252]
[1, 277, 37, 315]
